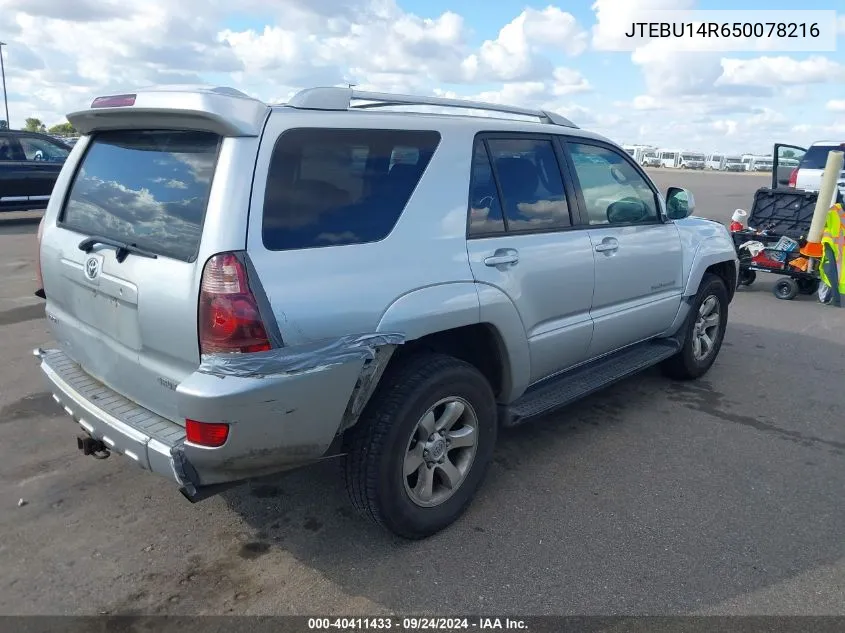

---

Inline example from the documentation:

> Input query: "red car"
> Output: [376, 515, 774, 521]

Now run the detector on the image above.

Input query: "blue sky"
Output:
[3, 0, 844, 154]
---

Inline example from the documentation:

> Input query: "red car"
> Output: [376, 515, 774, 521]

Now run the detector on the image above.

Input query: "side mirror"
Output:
[666, 187, 695, 220]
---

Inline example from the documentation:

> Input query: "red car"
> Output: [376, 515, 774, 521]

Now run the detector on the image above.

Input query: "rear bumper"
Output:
[34, 347, 186, 485]
[34, 345, 369, 494]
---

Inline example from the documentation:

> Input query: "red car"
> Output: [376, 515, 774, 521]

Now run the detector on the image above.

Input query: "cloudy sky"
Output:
[1, 0, 843, 154]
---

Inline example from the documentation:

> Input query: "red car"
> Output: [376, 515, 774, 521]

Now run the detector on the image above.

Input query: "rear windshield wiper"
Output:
[78, 236, 159, 263]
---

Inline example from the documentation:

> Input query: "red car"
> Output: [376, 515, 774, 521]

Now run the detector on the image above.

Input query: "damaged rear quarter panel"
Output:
[175, 350, 367, 485]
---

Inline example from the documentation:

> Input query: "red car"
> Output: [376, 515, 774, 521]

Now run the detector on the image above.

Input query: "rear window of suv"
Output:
[800, 144, 845, 170]
[60, 130, 221, 262]
[262, 128, 441, 251]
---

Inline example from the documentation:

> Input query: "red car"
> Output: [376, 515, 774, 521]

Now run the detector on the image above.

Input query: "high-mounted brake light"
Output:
[185, 419, 230, 447]
[91, 94, 136, 108]
[198, 253, 271, 355]
[788, 168, 798, 188]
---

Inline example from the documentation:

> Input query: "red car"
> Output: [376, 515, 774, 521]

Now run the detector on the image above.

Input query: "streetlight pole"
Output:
[0, 42, 9, 130]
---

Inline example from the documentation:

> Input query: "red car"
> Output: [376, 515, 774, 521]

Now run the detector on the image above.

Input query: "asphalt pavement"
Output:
[1, 170, 843, 616]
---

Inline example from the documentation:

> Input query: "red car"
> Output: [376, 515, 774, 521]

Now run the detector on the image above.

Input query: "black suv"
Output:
[0, 130, 72, 212]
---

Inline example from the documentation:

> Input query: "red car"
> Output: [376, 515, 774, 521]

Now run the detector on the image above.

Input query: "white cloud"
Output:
[827, 100, 845, 113]
[462, 7, 587, 82]
[718, 56, 845, 87]
[839, 15, 845, 34]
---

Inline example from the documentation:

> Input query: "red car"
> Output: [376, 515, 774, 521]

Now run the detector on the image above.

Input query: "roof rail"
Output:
[284, 87, 578, 128]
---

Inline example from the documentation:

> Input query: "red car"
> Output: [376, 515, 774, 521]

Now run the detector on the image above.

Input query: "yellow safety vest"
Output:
[820, 203, 845, 294]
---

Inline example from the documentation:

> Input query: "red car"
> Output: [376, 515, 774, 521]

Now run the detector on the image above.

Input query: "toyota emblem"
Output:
[84, 256, 100, 280]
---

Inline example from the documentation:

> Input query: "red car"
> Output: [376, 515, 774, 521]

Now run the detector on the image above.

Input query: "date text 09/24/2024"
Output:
[307, 618, 528, 630]
[625, 22, 820, 39]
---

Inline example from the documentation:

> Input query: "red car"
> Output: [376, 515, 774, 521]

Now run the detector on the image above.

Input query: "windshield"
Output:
[60, 130, 222, 262]
[682, 154, 704, 161]
[644, 152, 657, 158]
[726, 158, 742, 164]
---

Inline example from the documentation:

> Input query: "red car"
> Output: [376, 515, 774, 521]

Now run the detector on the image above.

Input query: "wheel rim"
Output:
[403, 396, 479, 508]
[692, 295, 721, 362]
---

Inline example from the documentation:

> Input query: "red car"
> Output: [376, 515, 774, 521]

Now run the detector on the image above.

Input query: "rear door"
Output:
[16, 134, 70, 202]
[561, 139, 684, 359]
[772, 143, 806, 189]
[40, 130, 225, 423]
[465, 134, 596, 384]
[0, 134, 31, 208]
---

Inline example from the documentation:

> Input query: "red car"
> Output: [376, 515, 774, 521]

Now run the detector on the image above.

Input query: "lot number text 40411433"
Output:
[307, 617, 529, 630]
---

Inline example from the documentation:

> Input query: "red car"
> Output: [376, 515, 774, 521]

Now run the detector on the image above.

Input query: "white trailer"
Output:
[640, 148, 661, 168]
[741, 154, 755, 171]
[657, 149, 680, 168]
[723, 155, 745, 172]
[749, 155, 774, 172]
[678, 151, 706, 169]
[622, 144, 654, 164]
[706, 153, 726, 170]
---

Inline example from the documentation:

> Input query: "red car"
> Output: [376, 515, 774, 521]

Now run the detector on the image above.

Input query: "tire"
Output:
[738, 269, 756, 286]
[797, 278, 819, 295]
[660, 273, 729, 381]
[773, 277, 799, 300]
[343, 352, 497, 539]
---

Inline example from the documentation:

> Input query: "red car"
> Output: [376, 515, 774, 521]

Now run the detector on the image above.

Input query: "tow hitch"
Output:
[77, 435, 110, 459]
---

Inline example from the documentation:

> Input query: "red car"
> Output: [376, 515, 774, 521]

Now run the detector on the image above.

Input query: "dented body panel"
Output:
[36, 331, 398, 490]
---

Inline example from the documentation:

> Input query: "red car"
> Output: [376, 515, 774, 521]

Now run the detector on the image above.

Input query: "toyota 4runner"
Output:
[34, 85, 738, 539]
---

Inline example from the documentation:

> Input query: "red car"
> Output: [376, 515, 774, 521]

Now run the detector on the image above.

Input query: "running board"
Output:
[503, 339, 681, 426]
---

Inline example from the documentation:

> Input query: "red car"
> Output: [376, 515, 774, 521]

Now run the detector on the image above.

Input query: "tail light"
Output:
[788, 168, 798, 188]
[185, 419, 229, 447]
[198, 252, 271, 355]
[35, 216, 46, 299]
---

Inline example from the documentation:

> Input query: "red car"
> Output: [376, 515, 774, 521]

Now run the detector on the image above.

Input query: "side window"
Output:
[487, 138, 571, 232]
[0, 135, 25, 161]
[567, 143, 659, 226]
[18, 136, 70, 162]
[262, 128, 441, 251]
[468, 141, 505, 236]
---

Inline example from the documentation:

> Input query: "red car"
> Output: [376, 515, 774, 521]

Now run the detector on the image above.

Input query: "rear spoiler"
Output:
[67, 86, 270, 137]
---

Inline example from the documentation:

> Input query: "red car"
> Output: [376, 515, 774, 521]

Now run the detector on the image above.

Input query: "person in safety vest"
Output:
[819, 202, 845, 307]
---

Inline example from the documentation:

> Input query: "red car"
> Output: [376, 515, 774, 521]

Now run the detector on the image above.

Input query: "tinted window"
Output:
[800, 144, 845, 170]
[19, 136, 70, 162]
[568, 143, 659, 226]
[0, 135, 24, 161]
[262, 128, 441, 251]
[61, 130, 221, 262]
[486, 138, 571, 231]
[468, 141, 505, 236]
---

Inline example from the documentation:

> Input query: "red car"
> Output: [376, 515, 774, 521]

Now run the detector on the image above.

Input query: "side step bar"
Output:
[503, 339, 681, 426]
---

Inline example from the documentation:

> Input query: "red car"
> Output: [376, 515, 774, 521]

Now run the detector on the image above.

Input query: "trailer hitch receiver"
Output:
[77, 435, 110, 459]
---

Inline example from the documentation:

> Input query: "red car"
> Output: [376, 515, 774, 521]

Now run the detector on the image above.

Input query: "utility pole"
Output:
[0, 42, 9, 130]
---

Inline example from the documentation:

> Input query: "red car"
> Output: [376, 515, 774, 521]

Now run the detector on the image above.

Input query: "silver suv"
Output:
[34, 85, 738, 539]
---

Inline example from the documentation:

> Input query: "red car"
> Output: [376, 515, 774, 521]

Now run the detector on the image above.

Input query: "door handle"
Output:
[594, 239, 619, 253]
[484, 250, 519, 267]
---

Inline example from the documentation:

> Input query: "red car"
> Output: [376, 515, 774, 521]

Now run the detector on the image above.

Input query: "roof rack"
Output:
[283, 87, 578, 129]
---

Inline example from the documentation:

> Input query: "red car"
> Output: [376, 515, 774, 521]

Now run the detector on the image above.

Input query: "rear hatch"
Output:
[796, 143, 845, 196]
[40, 129, 223, 424]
